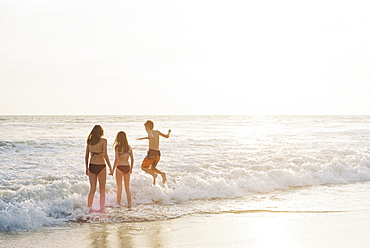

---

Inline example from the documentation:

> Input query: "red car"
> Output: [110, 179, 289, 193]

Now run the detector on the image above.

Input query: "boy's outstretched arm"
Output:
[137, 135, 154, 140]
[159, 129, 171, 138]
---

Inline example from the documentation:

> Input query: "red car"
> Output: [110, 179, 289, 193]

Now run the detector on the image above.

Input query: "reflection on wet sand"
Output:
[86, 221, 167, 248]
[117, 225, 135, 248]
[142, 222, 165, 248]
[2, 211, 370, 248]
[88, 225, 109, 248]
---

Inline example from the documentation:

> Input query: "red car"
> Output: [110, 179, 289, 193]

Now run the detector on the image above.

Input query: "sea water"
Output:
[1, 115, 370, 231]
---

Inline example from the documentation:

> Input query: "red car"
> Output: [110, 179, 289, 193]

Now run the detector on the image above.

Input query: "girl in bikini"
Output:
[113, 131, 133, 208]
[85, 125, 113, 212]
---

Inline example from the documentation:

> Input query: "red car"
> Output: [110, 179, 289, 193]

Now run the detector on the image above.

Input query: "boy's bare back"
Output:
[147, 130, 170, 151]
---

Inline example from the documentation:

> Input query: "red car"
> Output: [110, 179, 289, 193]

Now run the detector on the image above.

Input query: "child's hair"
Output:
[87, 125, 103, 146]
[144, 120, 154, 129]
[113, 131, 129, 153]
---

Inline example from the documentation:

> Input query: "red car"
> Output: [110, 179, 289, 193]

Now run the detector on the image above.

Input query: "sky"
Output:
[1, 0, 370, 115]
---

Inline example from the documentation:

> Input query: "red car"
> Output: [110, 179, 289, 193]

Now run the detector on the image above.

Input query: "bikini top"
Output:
[118, 151, 131, 156]
[118, 146, 132, 156]
[91, 151, 103, 156]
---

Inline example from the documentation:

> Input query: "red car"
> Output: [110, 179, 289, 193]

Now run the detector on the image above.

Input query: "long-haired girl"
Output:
[113, 131, 133, 207]
[85, 125, 113, 212]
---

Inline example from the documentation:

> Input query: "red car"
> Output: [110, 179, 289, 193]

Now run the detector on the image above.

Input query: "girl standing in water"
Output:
[113, 131, 133, 208]
[85, 125, 113, 212]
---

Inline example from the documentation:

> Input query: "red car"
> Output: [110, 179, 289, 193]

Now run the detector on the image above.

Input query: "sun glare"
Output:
[251, 216, 293, 248]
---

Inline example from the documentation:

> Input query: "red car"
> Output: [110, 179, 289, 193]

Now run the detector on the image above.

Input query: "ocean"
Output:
[1, 115, 370, 232]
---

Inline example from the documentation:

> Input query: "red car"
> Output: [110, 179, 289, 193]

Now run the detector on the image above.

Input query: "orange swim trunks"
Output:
[142, 149, 161, 168]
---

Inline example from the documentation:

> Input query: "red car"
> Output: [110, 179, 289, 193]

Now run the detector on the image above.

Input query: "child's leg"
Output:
[151, 156, 166, 184]
[97, 168, 107, 211]
[88, 173, 98, 209]
[142, 166, 157, 185]
[142, 155, 158, 185]
[116, 170, 123, 205]
[152, 168, 166, 184]
[123, 173, 132, 207]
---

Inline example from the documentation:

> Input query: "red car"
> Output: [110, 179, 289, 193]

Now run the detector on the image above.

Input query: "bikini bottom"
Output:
[117, 165, 130, 174]
[89, 164, 106, 174]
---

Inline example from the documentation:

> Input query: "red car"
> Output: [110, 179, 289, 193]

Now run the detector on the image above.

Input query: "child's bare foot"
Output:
[161, 172, 167, 184]
[153, 174, 158, 185]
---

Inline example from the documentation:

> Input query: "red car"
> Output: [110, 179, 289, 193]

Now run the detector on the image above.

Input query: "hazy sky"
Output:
[1, 0, 370, 115]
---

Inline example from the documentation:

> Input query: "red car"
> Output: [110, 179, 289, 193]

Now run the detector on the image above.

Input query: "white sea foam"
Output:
[1, 115, 370, 230]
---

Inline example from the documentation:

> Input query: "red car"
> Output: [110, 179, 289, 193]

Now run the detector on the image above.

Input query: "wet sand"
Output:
[1, 210, 370, 248]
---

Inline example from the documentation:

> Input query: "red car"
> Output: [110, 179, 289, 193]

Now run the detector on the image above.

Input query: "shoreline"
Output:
[1, 210, 369, 248]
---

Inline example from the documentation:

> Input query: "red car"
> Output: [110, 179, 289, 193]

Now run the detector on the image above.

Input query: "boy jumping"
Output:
[138, 120, 171, 185]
